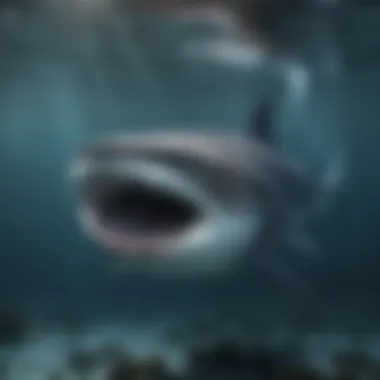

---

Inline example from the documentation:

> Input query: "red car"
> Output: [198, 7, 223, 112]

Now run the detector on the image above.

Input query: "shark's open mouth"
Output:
[97, 181, 199, 234]
[81, 176, 202, 254]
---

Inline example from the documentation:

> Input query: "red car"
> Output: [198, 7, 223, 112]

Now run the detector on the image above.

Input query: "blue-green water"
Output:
[0, 4, 379, 339]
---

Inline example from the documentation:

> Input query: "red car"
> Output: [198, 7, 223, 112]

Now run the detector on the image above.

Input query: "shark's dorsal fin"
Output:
[248, 100, 275, 146]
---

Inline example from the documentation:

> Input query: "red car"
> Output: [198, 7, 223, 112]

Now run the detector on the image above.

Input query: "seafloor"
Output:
[2, 315, 380, 380]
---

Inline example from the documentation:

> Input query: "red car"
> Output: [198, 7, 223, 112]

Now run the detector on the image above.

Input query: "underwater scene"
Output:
[0, 0, 380, 379]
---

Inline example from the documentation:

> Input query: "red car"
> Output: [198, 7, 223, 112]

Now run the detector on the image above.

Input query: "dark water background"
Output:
[0, 2, 379, 334]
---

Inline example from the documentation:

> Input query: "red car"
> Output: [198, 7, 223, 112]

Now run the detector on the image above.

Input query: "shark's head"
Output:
[68, 102, 339, 278]
[69, 132, 272, 275]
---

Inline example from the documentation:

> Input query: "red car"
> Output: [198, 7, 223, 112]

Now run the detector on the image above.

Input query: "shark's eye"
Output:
[94, 182, 200, 236]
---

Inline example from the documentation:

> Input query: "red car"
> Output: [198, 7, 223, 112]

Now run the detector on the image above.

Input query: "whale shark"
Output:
[69, 101, 344, 283]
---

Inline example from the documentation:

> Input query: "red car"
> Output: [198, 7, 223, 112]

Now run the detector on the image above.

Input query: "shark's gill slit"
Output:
[92, 180, 201, 238]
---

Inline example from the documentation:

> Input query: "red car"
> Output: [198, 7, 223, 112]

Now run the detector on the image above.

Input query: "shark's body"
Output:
[69, 102, 342, 280]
